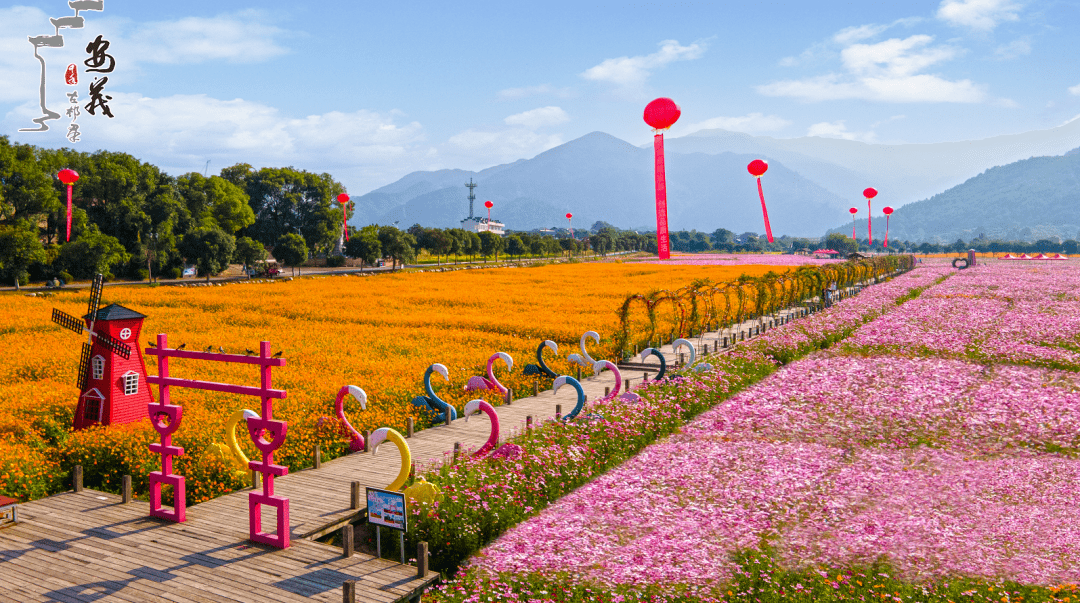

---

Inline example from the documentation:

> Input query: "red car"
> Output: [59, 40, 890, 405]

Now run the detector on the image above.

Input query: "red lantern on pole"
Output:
[849, 207, 859, 240]
[882, 206, 894, 248]
[863, 187, 878, 245]
[644, 97, 680, 260]
[57, 168, 79, 242]
[566, 212, 574, 238]
[747, 160, 773, 243]
[336, 193, 350, 242]
[485, 200, 493, 223]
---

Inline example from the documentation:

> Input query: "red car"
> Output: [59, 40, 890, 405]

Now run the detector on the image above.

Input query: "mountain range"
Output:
[831, 146, 1080, 244]
[349, 117, 1080, 239]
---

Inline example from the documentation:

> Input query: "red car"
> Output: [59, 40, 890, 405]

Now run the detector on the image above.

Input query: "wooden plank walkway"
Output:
[0, 490, 433, 603]
[0, 275, 875, 602]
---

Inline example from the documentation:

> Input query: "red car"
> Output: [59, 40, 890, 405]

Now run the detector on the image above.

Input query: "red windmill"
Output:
[51, 274, 153, 430]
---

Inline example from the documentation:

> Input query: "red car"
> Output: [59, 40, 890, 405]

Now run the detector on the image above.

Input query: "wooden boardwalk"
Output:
[0, 281, 861, 602]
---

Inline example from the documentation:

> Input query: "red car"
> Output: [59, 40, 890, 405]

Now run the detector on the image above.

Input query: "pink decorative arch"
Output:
[145, 336, 290, 548]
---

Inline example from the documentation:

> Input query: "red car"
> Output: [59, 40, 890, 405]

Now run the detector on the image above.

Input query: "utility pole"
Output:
[465, 178, 477, 220]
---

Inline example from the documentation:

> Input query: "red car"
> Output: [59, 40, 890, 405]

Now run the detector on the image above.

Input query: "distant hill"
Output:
[827, 147, 1080, 243]
[664, 117, 1080, 209]
[352, 132, 847, 236]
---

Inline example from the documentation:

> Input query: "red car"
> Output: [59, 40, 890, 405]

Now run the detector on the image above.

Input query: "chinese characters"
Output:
[20, 1, 111, 138]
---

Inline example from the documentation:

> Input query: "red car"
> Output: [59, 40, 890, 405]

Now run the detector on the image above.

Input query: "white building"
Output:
[461, 217, 505, 236]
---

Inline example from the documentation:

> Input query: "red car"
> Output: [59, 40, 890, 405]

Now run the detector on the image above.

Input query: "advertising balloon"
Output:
[337, 193, 350, 241]
[57, 169, 79, 242]
[882, 206, 894, 248]
[863, 187, 878, 244]
[746, 160, 773, 243]
[644, 98, 680, 260]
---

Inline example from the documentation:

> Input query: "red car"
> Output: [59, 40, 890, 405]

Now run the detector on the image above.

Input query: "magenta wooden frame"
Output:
[145, 336, 290, 548]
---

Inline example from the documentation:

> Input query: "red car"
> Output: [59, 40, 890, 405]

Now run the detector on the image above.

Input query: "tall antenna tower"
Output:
[465, 178, 477, 219]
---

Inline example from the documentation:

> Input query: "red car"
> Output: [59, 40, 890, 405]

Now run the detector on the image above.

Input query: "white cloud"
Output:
[580, 39, 706, 90]
[497, 84, 573, 100]
[5, 92, 429, 188]
[125, 10, 290, 64]
[0, 7, 291, 106]
[681, 113, 792, 135]
[1069, 83, 1080, 96]
[759, 35, 985, 103]
[994, 38, 1031, 59]
[806, 120, 877, 142]
[937, 0, 1023, 31]
[447, 128, 563, 166]
[832, 24, 890, 45]
[503, 106, 569, 129]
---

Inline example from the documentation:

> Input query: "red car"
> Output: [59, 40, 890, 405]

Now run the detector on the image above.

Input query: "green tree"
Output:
[505, 235, 525, 259]
[0, 221, 47, 289]
[0, 137, 58, 227]
[233, 236, 267, 273]
[429, 229, 453, 264]
[274, 233, 308, 277]
[479, 231, 504, 262]
[58, 225, 130, 280]
[344, 225, 382, 269]
[176, 173, 255, 234]
[233, 165, 342, 255]
[591, 229, 615, 256]
[377, 225, 416, 269]
[824, 233, 859, 256]
[180, 226, 236, 281]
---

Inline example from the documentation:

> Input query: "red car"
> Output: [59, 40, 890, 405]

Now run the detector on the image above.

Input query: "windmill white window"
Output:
[91, 355, 105, 380]
[82, 388, 104, 422]
[123, 371, 139, 395]
[119, 327, 131, 340]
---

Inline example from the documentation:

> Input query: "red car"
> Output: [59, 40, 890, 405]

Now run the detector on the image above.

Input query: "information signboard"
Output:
[366, 487, 407, 531]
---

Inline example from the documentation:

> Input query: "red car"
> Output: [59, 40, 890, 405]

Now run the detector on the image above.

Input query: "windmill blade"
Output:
[87, 274, 104, 323]
[93, 330, 132, 360]
[52, 308, 86, 335]
[77, 342, 92, 391]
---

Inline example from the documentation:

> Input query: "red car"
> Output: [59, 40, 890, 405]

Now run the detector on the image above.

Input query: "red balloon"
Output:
[485, 200, 493, 209]
[747, 159, 768, 177]
[336, 193, 349, 203]
[565, 213, 573, 219]
[57, 168, 79, 185]
[863, 187, 878, 199]
[882, 206, 894, 215]
[643, 98, 681, 130]
[849, 207, 858, 214]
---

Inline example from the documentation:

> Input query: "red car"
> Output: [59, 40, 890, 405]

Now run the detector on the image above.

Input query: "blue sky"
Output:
[2, 0, 1078, 196]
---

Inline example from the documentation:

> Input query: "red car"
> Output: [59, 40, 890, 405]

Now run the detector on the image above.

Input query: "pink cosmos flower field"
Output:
[467, 260, 1080, 594]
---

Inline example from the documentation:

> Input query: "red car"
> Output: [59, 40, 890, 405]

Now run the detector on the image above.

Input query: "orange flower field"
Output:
[0, 261, 784, 504]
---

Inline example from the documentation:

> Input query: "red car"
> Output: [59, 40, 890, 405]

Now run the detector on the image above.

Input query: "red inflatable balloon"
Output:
[863, 187, 878, 199]
[849, 207, 858, 214]
[337, 193, 350, 241]
[747, 160, 773, 242]
[57, 169, 79, 242]
[643, 98, 681, 130]
[485, 200, 493, 209]
[882, 206, 894, 215]
[58, 168, 79, 185]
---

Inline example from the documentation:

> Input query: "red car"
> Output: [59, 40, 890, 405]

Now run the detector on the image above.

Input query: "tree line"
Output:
[0, 138, 654, 288]
[0, 136, 359, 287]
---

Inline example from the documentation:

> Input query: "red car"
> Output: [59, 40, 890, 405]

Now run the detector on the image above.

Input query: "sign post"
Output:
[366, 487, 408, 564]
